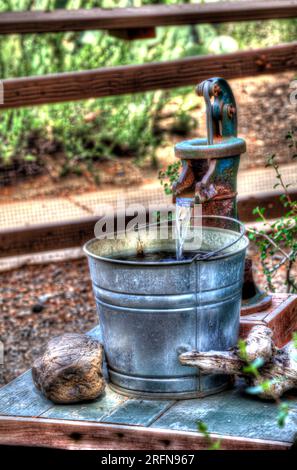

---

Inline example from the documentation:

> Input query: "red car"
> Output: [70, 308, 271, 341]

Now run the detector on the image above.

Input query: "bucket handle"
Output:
[129, 214, 246, 263]
[190, 215, 246, 262]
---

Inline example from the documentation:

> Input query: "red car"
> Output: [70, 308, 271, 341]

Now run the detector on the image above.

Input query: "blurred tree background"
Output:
[0, 0, 297, 179]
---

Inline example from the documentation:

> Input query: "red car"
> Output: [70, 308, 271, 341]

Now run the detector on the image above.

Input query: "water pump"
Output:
[172, 77, 272, 314]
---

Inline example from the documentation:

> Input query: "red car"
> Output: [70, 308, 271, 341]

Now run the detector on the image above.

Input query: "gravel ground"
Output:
[0, 258, 97, 386]
[0, 248, 295, 387]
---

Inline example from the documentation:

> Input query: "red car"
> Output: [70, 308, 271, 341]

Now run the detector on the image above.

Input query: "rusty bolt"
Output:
[213, 83, 221, 97]
[227, 104, 236, 118]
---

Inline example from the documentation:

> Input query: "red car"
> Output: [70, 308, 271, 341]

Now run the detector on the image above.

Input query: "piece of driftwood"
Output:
[32, 333, 105, 404]
[179, 325, 297, 399]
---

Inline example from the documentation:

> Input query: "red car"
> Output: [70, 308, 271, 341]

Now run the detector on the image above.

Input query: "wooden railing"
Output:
[0, 1, 297, 257]
[2, 43, 297, 109]
[0, 1, 297, 34]
[1, 2, 297, 108]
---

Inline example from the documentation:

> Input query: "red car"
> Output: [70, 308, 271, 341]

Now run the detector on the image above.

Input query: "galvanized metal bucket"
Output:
[84, 216, 248, 399]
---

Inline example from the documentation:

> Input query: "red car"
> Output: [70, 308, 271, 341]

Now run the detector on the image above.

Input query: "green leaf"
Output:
[293, 332, 297, 350]
[23, 154, 36, 162]
[277, 403, 289, 428]
[209, 440, 221, 450]
[197, 421, 208, 434]
[237, 338, 248, 361]
[243, 357, 265, 377]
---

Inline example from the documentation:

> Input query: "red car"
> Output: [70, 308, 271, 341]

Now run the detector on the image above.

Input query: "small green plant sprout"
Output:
[293, 332, 297, 350]
[246, 379, 277, 396]
[238, 338, 264, 378]
[158, 161, 182, 195]
[291, 332, 297, 363]
[277, 403, 290, 428]
[242, 357, 265, 379]
[239, 333, 297, 429]
[237, 338, 248, 362]
[23, 154, 36, 162]
[248, 148, 297, 293]
[273, 334, 297, 428]
[197, 421, 221, 450]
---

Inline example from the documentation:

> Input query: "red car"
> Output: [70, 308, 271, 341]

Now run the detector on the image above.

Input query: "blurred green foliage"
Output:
[248, 143, 297, 294]
[1, 1, 297, 170]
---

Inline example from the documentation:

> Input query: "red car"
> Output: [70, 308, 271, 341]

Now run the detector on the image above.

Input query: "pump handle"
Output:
[196, 77, 238, 145]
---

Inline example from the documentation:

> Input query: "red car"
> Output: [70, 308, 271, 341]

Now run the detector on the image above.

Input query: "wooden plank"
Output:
[0, 371, 51, 417]
[1, 43, 297, 109]
[103, 399, 174, 427]
[240, 294, 297, 348]
[240, 295, 282, 342]
[0, 355, 172, 428]
[151, 385, 297, 444]
[0, 215, 99, 258]
[0, 211, 144, 258]
[42, 385, 128, 422]
[0, 416, 291, 450]
[1, 189, 296, 258]
[263, 294, 297, 348]
[44, 396, 174, 427]
[0, 2, 297, 35]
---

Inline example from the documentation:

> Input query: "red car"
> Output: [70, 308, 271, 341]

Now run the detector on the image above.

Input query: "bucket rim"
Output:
[83, 215, 249, 266]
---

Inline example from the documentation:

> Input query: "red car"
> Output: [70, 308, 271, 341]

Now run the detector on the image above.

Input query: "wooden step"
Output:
[240, 293, 297, 348]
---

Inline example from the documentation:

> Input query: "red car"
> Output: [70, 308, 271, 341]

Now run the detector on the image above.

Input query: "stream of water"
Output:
[175, 198, 193, 261]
